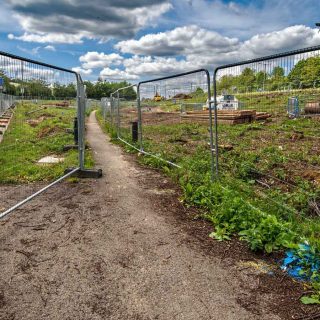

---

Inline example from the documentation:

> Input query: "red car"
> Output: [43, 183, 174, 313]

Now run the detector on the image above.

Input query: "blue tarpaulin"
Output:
[281, 244, 320, 281]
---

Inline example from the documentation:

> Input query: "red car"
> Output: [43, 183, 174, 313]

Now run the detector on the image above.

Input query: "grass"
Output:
[0, 102, 94, 184]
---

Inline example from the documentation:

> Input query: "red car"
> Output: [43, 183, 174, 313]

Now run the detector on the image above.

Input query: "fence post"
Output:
[76, 74, 85, 171]
[102, 98, 106, 122]
[213, 69, 219, 178]
[206, 70, 216, 181]
[110, 93, 113, 126]
[137, 84, 143, 152]
[0, 92, 3, 115]
[117, 91, 120, 138]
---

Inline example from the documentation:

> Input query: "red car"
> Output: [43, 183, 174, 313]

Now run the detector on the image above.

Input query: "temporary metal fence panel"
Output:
[86, 99, 101, 112]
[109, 94, 117, 126]
[0, 94, 18, 117]
[101, 96, 117, 126]
[137, 69, 213, 170]
[180, 102, 204, 114]
[0, 51, 86, 218]
[213, 44, 320, 217]
[100, 97, 110, 122]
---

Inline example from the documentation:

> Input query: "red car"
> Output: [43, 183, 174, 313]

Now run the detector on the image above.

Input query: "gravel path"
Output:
[0, 111, 282, 319]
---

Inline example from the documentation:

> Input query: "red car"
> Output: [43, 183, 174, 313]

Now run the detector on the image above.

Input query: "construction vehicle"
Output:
[154, 92, 162, 102]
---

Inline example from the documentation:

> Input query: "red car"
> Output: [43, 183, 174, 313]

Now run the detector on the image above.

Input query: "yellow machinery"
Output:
[154, 92, 162, 102]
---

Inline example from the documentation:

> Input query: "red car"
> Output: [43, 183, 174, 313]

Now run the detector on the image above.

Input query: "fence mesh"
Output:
[0, 53, 79, 213]
[100, 97, 110, 123]
[214, 46, 320, 217]
[0, 94, 17, 118]
[138, 70, 211, 168]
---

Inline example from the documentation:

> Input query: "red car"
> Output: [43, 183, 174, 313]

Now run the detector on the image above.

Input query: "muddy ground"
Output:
[0, 111, 319, 320]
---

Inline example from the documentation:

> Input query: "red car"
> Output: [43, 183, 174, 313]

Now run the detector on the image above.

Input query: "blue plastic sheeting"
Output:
[281, 244, 320, 281]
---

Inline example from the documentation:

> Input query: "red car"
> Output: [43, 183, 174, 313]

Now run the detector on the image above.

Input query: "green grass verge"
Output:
[0, 102, 94, 183]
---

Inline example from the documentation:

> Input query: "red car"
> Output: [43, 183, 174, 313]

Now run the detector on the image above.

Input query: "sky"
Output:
[1, 0, 320, 82]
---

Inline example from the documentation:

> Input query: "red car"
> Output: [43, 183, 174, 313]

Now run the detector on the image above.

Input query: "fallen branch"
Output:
[256, 180, 271, 189]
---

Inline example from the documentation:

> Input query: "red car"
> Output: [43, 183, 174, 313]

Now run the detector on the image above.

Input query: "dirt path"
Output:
[0, 111, 287, 319]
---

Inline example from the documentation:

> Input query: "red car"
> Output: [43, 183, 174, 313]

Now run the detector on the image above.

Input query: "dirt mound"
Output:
[37, 126, 61, 138]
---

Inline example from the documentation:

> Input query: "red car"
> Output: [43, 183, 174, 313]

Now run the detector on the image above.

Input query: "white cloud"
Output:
[8, 32, 84, 44]
[171, 0, 320, 39]
[73, 25, 320, 81]
[241, 25, 320, 58]
[6, 0, 172, 44]
[100, 67, 139, 80]
[17, 45, 41, 56]
[117, 25, 320, 60]
[116, 25, 239, 56]
[72, 67, 93, 75]
[44, 45, 56, 51]
[115, 25, 320, 75]
[123, 55, 190, 77]
[79, 52, 123, 69]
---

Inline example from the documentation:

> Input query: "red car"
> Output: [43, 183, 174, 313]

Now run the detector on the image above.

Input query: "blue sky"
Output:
[1, 0, 320, 81]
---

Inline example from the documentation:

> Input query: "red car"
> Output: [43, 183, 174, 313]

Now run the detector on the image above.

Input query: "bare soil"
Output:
[120, 108, 181, 127]
[142, 112, 181, 125]
[0, 111, 319, 320]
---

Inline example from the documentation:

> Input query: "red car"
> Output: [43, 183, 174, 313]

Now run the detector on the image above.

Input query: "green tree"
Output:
[288, 56, 320, 88]
[217, 75, 236, 93]
[255, 71, 268, 91]
[270, 66, 286, 90]
[238, 68, 256, 92]
[53, 83, 76, 98]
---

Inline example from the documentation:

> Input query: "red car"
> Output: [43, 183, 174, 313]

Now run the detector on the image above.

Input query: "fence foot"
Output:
[64, 168, 103, 178]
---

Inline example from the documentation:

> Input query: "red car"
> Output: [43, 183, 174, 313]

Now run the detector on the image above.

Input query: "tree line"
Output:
[0, 73, 136, 100]
[217, 56, 320, 93]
